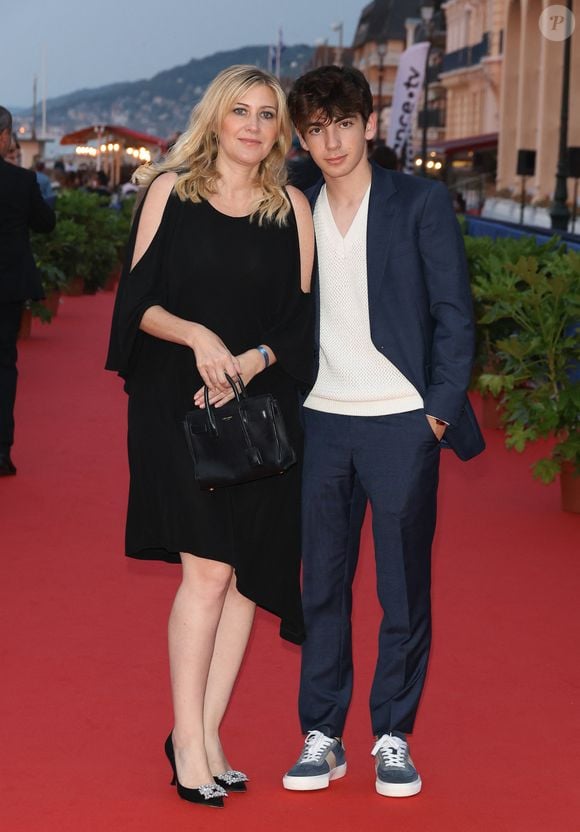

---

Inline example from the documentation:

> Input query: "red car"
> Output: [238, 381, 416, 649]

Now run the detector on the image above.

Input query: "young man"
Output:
[284, 67, 484, 797]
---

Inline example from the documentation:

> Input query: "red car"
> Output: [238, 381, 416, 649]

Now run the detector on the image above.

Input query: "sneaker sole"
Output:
[375, 776, 422, 798]
[283, 763, 347, 791]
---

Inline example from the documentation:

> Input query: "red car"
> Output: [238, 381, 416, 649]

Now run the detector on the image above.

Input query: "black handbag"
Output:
[183, 374, 297, 490]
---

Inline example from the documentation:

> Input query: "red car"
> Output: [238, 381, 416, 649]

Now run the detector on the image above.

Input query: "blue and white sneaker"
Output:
[372, 733, 422, 797]
[283, 731, 347, 791]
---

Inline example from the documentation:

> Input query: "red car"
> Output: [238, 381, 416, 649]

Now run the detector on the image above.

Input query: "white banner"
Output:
[386, 42, 430, 166]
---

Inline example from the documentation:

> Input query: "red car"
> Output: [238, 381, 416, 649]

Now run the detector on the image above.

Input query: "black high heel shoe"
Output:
[164, 734, 226, 808]
[214, 770, 249, 793]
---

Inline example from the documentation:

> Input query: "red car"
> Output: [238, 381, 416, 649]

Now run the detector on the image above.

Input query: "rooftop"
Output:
[353, 0, 425, 47]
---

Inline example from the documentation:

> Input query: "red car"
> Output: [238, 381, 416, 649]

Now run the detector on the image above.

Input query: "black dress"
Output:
[106, 191, 313, 644]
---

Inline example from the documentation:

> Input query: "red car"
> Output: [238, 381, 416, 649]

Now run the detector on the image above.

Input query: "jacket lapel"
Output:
[305, 178, 324, 211]
[366, 163, 399, 311]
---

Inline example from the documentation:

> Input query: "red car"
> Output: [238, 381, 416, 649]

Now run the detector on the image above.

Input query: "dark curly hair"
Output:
[287, 65, 373, 135]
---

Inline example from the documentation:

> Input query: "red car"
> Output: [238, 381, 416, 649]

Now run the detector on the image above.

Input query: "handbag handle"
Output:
[227, 373, 247, 398]
[203, 373, 246, 433]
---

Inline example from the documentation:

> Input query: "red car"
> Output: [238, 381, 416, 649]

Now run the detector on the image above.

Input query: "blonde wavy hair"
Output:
[134, 65, 292, 225]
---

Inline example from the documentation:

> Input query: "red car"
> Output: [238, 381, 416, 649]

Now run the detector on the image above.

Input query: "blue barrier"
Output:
[465, 216, 580, 251]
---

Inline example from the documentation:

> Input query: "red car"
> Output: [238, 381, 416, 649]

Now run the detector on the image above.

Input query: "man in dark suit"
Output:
[0, 106, 55, 475]
[283, 67, 484, 797]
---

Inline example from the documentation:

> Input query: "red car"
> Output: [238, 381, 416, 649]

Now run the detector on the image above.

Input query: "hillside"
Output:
[18, 44, 313, 139]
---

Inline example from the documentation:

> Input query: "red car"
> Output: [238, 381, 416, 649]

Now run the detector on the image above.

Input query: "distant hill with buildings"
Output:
[16, 44, 314, 140]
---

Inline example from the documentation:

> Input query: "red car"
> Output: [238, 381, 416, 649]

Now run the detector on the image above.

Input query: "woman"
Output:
[106, 65, 314, 809]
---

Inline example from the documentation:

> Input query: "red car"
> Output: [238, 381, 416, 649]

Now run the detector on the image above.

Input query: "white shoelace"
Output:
[371, 734, 408, 769]
[300, 730, 334, 763]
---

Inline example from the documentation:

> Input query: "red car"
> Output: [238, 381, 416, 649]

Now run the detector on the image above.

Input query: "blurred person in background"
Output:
[87, 170, 111, 198]
[35, 161, 56, 209]
[370, 144, 399, 171]
[452, 191, 467, 214]
[0, 106, 55, 476]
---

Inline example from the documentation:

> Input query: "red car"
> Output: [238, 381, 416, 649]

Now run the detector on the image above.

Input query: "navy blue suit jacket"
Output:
[0, 157, 55, 302]
[305, 163, 484, 461]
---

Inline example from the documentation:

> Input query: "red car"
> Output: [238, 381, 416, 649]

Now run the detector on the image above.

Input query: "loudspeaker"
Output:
[516, 149, 536, 177]
[567, 147, 580, 178]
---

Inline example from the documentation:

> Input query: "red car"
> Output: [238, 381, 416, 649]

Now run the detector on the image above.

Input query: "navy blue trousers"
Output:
[299, 407, 440, 737]
[0, 302, 23, 454]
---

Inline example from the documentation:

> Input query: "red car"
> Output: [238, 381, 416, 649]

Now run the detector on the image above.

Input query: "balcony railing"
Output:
[442, 32, 490, 73]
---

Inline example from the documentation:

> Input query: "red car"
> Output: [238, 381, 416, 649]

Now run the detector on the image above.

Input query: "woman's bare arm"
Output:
[287, 185, 314, 293]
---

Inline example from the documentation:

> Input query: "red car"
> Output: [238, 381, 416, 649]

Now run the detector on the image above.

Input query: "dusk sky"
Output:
[3, 0, 362, 109]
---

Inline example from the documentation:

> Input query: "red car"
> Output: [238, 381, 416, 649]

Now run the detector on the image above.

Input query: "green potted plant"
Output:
[31, 224, 73, 320]
[465, 234, 564, 428]
[82, 208, 118, 294]
[477, 249, 580, 512]
[32, 261, 65, 322]
[57, 190, 119, 293]
[26, 192, 134, 329]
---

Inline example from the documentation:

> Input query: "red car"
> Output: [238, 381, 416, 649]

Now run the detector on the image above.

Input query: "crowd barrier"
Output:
[465, 215, 580, 251]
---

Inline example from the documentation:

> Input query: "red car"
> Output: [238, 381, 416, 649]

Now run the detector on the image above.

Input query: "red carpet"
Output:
[2, 292, 579, 832]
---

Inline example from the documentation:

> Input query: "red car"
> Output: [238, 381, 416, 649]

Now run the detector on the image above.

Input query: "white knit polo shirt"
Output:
[305, 184, 423, 417]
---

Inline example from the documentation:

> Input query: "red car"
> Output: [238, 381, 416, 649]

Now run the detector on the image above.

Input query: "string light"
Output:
[75, 145, 97, 157]
[76, 142, 151, 161]
[125, 146, 151, 162]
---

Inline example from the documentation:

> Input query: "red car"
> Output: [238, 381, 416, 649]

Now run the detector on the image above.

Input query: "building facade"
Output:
[440, 0, 503, 141]
[496, 0, 579, 204]
[436, 0, 503, 201]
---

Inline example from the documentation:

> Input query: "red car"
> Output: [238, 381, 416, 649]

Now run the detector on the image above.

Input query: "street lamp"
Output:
[421, 3, 434, 23]
[550, 0, 573, 231]
[331, 21, 344, 65]
[419, 2, 435, 178]
[376, 44, 386, 145]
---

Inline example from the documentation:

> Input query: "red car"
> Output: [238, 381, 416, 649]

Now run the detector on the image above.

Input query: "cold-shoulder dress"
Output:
[106, 190, 313, 644]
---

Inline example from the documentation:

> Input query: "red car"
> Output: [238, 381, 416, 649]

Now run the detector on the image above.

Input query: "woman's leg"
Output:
[168, 552, 233, 788]
[203, 573, 256, 774]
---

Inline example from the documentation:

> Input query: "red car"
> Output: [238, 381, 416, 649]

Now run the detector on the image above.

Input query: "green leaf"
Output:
[532, 458, 561, 484]
[505, 424, 536, 453]
[477, 374, 514, 397]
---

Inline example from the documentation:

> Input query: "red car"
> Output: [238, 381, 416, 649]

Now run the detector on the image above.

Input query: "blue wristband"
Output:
[256, 345, 269, 368]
